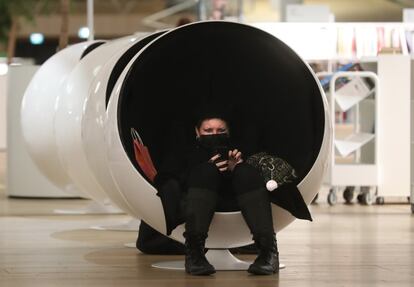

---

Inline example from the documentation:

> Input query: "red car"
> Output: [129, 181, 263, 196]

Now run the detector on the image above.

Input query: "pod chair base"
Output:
[90, 218, 140, 231]
[152, 249, 286, 271]
[53, 201, 124, 215]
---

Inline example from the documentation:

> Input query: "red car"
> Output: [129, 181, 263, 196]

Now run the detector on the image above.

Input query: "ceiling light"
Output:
[30, 33, 44, 45]
[78, 27, 90, 39]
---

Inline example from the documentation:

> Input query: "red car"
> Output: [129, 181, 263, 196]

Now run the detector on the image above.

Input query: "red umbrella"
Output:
[131, 128, 157, 182]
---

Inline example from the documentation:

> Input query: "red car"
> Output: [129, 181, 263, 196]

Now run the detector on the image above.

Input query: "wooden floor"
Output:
[1, 152, 414, 286]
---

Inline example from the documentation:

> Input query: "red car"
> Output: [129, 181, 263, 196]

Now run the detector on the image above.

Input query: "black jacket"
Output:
[153, 122, 312, 235]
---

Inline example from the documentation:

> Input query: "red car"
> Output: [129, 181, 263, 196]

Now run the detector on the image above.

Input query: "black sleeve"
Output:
[153, 121, 189, 188]
[152, 121, 189, 235]
[153, 121, 210, 188]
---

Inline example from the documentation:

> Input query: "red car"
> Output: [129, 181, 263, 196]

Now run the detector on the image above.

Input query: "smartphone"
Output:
[215, 146, 229, 161]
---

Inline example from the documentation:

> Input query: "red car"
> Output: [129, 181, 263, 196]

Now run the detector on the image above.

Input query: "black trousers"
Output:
[137, 162, 267, 254]
[186, 161, 265, 212]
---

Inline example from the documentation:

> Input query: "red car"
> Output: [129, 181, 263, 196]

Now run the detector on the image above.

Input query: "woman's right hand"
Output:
[209, 154, 228, 172]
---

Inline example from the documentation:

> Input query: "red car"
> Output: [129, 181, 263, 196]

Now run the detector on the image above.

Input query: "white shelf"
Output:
[307, 56, 379, 62]
[335, 133, 375, 157]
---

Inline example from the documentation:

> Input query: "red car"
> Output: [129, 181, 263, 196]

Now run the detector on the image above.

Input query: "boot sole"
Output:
[247, 265, 279, 275]
[186, 268, 216, 276]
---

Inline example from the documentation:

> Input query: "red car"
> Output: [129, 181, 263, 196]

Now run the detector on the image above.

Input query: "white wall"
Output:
[0, 73, 7, 150]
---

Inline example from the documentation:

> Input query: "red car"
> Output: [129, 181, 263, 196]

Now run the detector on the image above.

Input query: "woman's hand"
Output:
[227, 149, 243, 172]
[209, 154, 228, 172]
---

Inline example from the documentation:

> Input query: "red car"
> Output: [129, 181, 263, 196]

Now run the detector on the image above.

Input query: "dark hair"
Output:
[195, 117, 229, 130]
[193, 102, 233, 131]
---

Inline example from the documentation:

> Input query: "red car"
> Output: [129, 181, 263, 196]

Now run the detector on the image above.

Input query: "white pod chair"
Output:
[83, 31, 167, 217]
[21, 41, 105, 195]
[106, 21, 331, 267]
[54, 36, 153, 207]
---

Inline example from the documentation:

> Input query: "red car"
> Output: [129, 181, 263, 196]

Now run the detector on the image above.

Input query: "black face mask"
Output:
[197, 133, 230, 157]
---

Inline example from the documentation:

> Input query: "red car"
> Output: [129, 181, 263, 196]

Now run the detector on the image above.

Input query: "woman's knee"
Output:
[232, 162, 264, 194]
[188, 162, 221, 190]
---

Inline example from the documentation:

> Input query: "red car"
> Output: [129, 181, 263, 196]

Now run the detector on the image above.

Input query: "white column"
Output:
[87, 0, 94, 41]
[0, 71, 7, 151]
[377, 55, 411, 198]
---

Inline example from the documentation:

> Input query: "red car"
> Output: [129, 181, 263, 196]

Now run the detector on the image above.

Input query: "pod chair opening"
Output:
[80, 41, 106, 60]
[105, 31, 168, 108]
[117, 22, 325, 203]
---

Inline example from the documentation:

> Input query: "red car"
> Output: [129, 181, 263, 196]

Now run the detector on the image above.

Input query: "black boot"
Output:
[184, 187, 217, 275]
[248, 233, 279, 275]
[183, 232, 215, 275]
[236, 188, 279, 275]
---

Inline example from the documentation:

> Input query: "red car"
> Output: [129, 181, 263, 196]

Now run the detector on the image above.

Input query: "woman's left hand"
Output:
[227, 149, 243, 172]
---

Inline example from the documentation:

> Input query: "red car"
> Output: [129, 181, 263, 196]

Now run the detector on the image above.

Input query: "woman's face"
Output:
[196, 118, 228, 137]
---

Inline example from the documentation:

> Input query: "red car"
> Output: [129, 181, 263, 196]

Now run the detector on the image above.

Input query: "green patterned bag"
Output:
[246, 152, 297, 191]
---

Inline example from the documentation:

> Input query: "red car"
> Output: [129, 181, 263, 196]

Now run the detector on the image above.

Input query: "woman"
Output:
[185, 117, 279, 276]
[152, 110, 280, 276]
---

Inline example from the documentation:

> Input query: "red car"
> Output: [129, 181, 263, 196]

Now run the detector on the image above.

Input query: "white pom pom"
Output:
[266, 180, 278, 191]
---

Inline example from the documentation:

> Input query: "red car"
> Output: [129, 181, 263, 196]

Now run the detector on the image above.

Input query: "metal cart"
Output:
[324, 71, 380, 206]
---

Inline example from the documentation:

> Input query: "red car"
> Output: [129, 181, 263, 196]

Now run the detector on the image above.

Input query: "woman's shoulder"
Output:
[186, 145, 210, 165]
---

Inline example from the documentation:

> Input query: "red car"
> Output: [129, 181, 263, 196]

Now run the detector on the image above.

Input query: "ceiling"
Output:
[305, 0, 413, 22]
[18, 0, 414, 38]
[36, 0, 414, 21]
